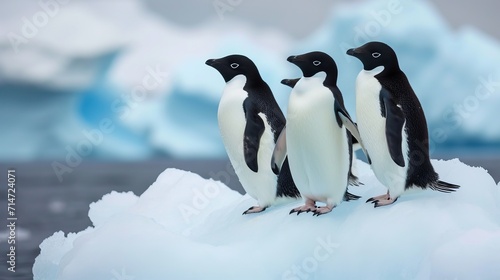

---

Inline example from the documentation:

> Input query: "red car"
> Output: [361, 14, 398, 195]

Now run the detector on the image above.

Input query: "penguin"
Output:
[206, 55, 300, 214]
[278, 78, 362, 186]
[346, 41, 460, 207]
[273, 51, 363, 216]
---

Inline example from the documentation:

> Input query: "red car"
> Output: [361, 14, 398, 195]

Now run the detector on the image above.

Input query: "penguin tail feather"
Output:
[429, 180, 460, 193]
[348, 173, 363, 186]
[344, 190, 361, 201]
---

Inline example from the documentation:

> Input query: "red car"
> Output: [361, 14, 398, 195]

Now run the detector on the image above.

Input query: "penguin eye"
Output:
[372, 52, 381, 59]
[313, 60, 321, 66]
[230, 63, 239, 69]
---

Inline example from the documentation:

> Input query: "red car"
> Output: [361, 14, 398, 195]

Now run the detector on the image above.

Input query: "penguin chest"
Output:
[355, 69, 409, 193]
[286, 78, 349, 204]
[217, 76, 277, 204]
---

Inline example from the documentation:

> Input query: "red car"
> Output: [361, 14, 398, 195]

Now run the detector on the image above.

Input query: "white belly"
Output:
[286, 75, 349, 205]
[355, 68, 409, 197]
[217, 75, 277, 206]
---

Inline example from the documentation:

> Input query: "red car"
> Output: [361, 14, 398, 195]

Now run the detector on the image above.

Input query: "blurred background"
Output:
[0, 0, 499, 278]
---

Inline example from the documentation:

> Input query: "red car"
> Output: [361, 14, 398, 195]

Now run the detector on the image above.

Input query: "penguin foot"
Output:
[290, 198, 316, 215]
[289, 205, 317, 215]
[367, 193, 398, 208]
[366, 193, 390, 203]
[242, 206, 267, 215]
[312, 206, 333, 216]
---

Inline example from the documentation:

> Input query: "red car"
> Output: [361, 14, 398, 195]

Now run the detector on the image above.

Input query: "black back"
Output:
[377, 72, 439, 188]
[347, 42, 438, 188]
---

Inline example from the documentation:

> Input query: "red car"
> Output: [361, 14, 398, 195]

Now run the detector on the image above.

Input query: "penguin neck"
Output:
[226, 74, 247, 89]
[363, 66, 385, 76]
[241, 72, 266, 89]
[374, 65, 401, 78]
[302, 71, 328, 83]
[295, 71, 328, 93]
[322, 72, 338, 89]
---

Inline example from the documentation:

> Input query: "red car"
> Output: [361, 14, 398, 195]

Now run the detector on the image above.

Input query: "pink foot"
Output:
[290, 198, 316, 215]
[366, 192, 398, 208]
[312, 205, 334, 216]
[242, 205, 267, 215]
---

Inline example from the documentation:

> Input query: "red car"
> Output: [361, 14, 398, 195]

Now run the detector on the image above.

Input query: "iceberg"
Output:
[33, 159, 500, 279]
[2, 0, 500, 161]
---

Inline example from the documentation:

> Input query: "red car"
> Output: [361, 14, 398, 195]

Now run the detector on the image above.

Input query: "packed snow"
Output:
[33, 159, 500, 279]
[2, 0, 500, 160]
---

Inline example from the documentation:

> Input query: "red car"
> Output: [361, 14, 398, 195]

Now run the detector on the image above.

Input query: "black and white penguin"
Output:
[274, 51, 362, 216]
[206, 55, 300, 214]
[347, 41, 460, 207]
[278, 77, 362, 186]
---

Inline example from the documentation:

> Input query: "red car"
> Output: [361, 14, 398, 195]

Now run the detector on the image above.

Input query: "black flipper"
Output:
[346, 132, 362, 186]
[380, 88, 406, 167]
[271, 126, 287, 175]
[243, 99, 265, 173]
[334, 100, 370, 162]
[429, 180, 460, 193]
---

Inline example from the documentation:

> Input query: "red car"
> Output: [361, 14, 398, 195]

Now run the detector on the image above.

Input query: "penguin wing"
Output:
[334, 100, 371, 163]
[243, 99, 265, 173]
[380, 88, 406, 167]
[271, 126, 287, 175]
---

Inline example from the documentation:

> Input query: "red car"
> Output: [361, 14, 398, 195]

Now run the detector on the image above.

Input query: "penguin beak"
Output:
[346, 48, 358, 57]
[281, 78, 299, 88]
[205, 58, 218, 66]
[287, 55, 299, 63]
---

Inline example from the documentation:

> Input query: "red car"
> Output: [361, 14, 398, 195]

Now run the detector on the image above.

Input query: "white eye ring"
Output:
[230, 63, 239, 69]
[313, 60, 321, 66]
[372, 52, 381, 58]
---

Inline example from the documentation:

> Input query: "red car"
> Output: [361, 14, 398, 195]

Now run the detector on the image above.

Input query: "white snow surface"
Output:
[33, 159, 500, 279]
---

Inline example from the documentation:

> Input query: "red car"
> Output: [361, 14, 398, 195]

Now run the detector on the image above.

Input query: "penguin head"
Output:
[287, 51, 338, 80]
[346, 41, 400, 73]
[205, 54, 261, 83]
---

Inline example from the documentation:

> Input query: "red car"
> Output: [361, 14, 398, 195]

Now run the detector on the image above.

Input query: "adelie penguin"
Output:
[347, 41, 460, 207]
[278, 77, 362, 185]
[206, 54, 300, 214]
[272, 51, 364, 216]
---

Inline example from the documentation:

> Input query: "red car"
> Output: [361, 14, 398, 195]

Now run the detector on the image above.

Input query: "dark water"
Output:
[0, 158, 498, 279]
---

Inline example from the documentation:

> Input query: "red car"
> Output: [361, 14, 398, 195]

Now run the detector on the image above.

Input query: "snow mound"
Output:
[33, 159, 500, 279]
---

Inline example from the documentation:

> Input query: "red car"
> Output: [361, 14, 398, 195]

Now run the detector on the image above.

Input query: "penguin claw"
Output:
[290, 204, 317, 215]
[366, 193, 391, 203]
[243, 206, 267, 215]
[373, 197, 398, 208]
